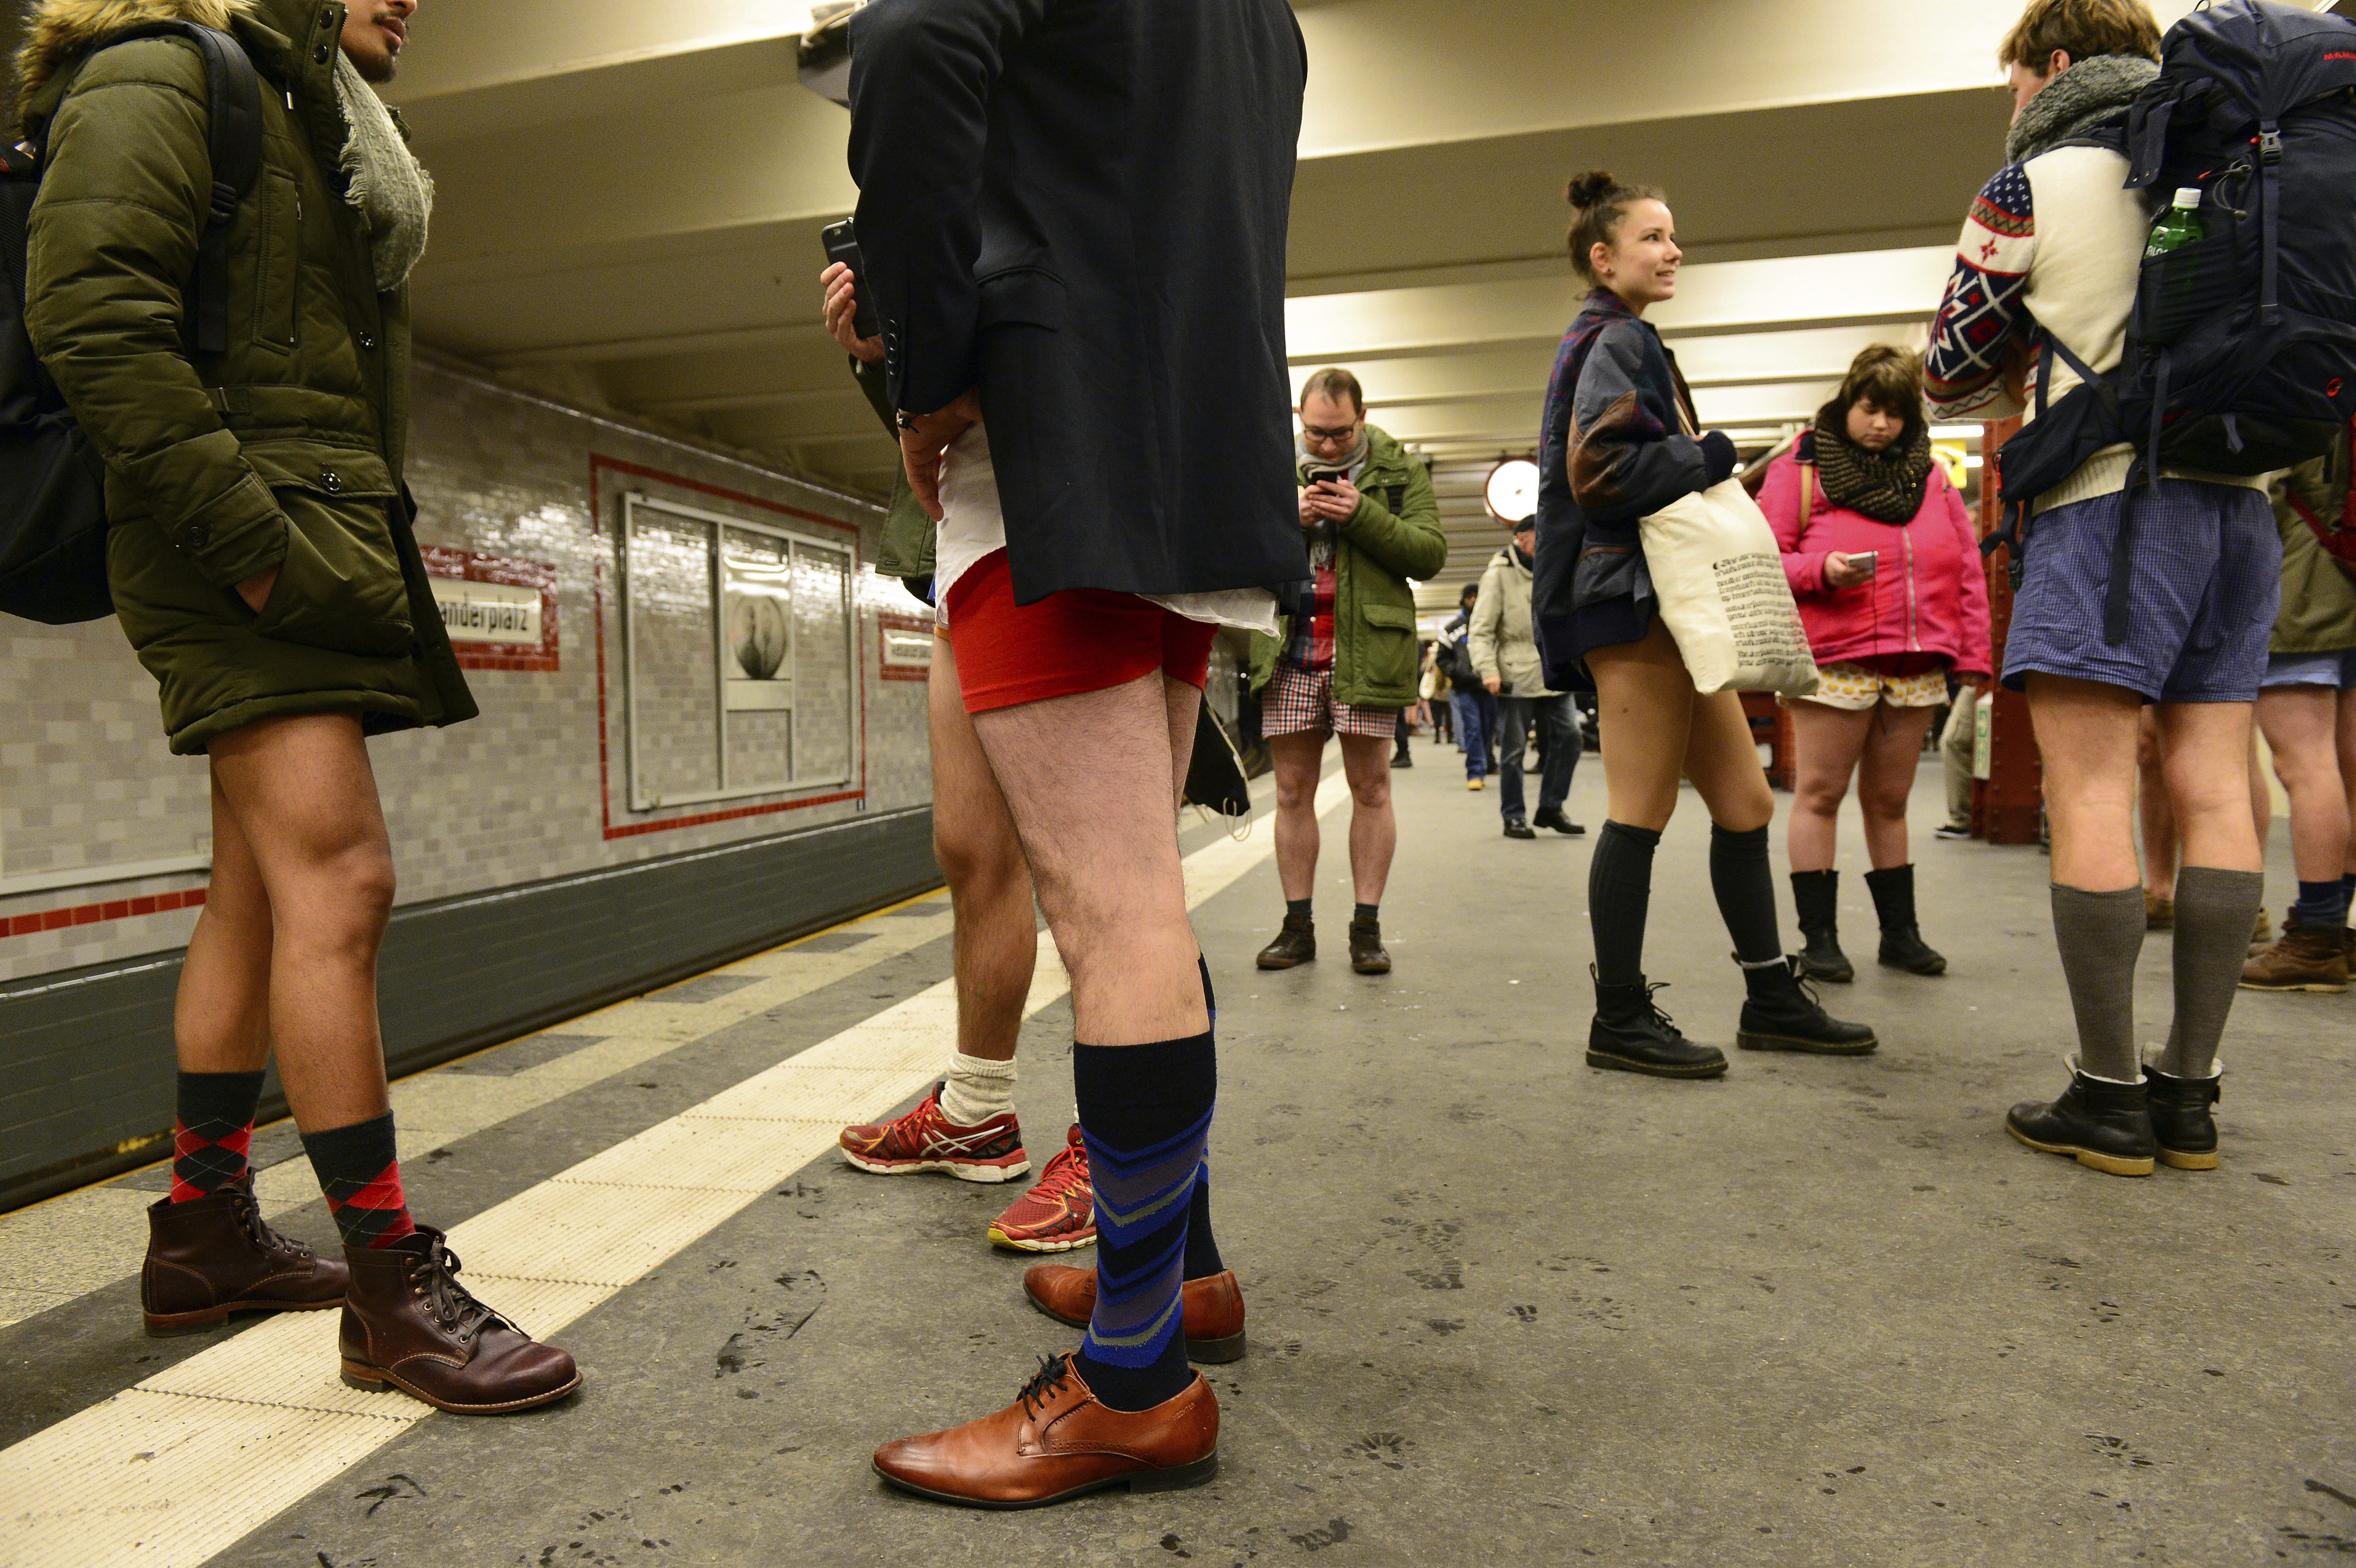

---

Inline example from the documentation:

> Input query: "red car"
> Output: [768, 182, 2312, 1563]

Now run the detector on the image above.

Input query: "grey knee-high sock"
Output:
[2159, 866, 2265, 1079]
[2050, 884, 2146, 1082]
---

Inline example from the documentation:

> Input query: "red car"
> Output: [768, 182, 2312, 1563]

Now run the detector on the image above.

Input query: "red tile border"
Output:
[5, 885, 206, 941]
[877, 611, 934, 683]
[421, 544, 561, 673]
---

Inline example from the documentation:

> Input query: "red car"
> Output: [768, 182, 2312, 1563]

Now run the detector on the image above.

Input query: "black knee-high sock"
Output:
[170, 1069, 265, 1202]
[1588, 821, 1660, 987]
[1710, 823, 1784, 967]
[1072, 1032, 1214, 1412]
[1187, 958, 1225, 1281]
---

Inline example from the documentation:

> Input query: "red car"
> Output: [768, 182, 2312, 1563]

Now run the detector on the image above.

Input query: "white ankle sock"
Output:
[938, 1053, 1018, 1127]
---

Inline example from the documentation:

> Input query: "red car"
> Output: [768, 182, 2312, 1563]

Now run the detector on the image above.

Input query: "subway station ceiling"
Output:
[381, 0, 2345, 601]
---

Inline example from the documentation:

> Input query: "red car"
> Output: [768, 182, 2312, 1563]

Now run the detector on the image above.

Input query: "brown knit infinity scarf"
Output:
[1812, 410, 1934, 524]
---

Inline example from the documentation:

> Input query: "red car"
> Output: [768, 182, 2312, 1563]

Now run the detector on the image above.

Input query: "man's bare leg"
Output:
[206, 715, 396, 1132]
[2243, 684, 2352, 988]
[1337, 733, 1395, 905]
[2137, 707, 2178, 913]
[973, 673, 1203, 1045]
[933, 636, 1036, 1065]
[1258, 730, 1327, 968]
[1267, 732, 1326, 902]
[838, 634, 1046, 1194]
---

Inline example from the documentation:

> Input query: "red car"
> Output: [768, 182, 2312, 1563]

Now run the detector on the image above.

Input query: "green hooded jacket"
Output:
[1246, 424, 1447, 708]
[18, 0, 473, 754]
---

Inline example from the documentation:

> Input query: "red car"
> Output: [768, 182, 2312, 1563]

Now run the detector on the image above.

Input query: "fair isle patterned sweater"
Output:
[1924, 146, 2268, 514]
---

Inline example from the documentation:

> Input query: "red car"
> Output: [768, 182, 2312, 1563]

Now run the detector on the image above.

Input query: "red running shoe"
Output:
[840, 1086, 1030, 1183]
[988, 1126, 1095, 1253]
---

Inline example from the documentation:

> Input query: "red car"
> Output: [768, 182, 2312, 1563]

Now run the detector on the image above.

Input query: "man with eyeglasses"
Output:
[1246, 368, 1448, 977]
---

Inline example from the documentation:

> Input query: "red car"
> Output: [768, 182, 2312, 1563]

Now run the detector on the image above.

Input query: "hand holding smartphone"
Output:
[819, 218, 880, 342]
[1853, 550, 1878, 579]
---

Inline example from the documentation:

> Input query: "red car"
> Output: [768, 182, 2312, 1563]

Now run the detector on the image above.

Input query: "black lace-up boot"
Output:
[2143, 1064, 2221, 1170]
[1735, 955, 1878, 1055]
[1255, 912, 1315, 970]
[1865, 864, 1947, 975]
[1789, 870, 1852, 983]
[1586, 967, 1727, 1078]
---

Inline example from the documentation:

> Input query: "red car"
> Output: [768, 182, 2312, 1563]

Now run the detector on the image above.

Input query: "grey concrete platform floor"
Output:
[20, 749, 2356, 1567]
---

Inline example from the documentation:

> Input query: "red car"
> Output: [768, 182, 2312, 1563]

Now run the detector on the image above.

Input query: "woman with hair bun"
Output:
[1760, 344, 1993, 983]
[1531, 171, 1876, 1079]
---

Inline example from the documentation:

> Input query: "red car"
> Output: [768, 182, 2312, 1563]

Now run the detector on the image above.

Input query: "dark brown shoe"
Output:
[1348, 914, 1391, 975]
[1021, 1263, 1246, 1363]
[1254, 912, 1315, 969]
[873, 1353, 1217, 1508]
[339, 1227, 579, 1414]
[142, 1176, 348, 1336]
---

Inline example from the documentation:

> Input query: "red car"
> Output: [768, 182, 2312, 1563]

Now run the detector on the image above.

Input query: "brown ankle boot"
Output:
[1348, 914, 1391, 975]
[339, 1227, 579, 1413]
[2239, 924, 2349, 993]
[143, 1176, 348, 1335]
[1254, 912, 1315, 970]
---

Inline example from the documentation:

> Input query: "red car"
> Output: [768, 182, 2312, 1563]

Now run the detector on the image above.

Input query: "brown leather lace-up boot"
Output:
[339, 1227, 579, 1414]
[1021, 1263, 1247, 1363]
[1348, 914, 1391, 975]
[142, 1176, 348, 1336]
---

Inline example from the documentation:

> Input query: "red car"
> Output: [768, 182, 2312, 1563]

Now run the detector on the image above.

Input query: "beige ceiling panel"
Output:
[388, 2, 820, 110]
[1297, 0, 2227, 157]
[1287, 90, 2005, 287]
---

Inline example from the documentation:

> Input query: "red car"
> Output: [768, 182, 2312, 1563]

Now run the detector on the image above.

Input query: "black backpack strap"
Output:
[81, 22, 263, 356]
[2257, 118, 2283, 326]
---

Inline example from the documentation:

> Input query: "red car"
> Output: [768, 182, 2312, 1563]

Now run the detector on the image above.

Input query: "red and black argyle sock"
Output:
[300, 1111, 418, 1250]
[168, 1069, 266, 1202]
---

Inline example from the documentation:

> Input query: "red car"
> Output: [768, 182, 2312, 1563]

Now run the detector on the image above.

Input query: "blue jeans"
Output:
[1451, 690, 1490, 777]
[1496, 692, 1579, 820]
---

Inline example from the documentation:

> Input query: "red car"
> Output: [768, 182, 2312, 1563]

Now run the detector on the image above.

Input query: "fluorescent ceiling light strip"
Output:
[0, 772, 1349, 1568]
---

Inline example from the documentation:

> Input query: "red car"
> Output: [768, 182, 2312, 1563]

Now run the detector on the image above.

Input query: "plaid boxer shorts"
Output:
[1262, 660, 1398, 740]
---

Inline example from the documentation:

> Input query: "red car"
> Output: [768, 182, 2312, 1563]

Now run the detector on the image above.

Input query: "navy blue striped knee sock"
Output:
[1188, 958, 1224, 1280]
[1071, 1030, 1214, 1412]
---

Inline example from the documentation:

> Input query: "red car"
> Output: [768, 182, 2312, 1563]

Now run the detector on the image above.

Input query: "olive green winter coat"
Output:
[18, 0, 472, 754]
[1246, 425, 1446, 709]
[2269, 436, 2356, 656]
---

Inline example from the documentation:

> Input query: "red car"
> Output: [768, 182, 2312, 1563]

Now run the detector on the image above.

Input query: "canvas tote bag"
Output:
[1637, 476, 1820, 697]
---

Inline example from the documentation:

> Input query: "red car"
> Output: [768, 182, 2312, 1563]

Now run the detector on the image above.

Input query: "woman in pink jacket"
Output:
[1760, 346, 1993, 983]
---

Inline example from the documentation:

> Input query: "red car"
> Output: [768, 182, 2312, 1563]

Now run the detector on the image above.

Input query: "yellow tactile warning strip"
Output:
[0, 895, 964, 1329]
[0, 773, 1344, 1568]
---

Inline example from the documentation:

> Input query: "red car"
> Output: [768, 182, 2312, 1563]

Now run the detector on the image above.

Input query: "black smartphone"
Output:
[1305, 468, 1350, 487]
[820, 218, 880, 342]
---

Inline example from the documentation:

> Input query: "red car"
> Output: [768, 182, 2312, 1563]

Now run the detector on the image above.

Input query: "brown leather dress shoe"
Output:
[142, 1176, 349, 1336]
[873, 1353, 1217, 1508]
[1348, 914, 1391, 975]
[1021, 1263, 1246, 1363]
[339, 1227, 580, 1414]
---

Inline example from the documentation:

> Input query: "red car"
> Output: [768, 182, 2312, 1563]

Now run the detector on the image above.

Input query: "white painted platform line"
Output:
[0, 773, 1346, 1568]
[0, 896, 962, 1331]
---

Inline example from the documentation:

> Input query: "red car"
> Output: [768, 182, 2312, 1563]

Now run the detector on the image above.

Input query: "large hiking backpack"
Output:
[1992, 0, 2356, 642]
[0, 22, 264, 625]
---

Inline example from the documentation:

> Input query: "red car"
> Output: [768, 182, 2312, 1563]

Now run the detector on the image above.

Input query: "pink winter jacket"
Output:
[1759, 446, 1994, 678]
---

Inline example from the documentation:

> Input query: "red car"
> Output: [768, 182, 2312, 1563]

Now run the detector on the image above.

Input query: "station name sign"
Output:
[431, 577, 542, 645]
[420, 544, 560, 672]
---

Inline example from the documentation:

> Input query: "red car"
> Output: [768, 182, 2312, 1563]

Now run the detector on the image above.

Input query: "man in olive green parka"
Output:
[19, 0, 576, 1412]
[1246, 368, 1446, 977]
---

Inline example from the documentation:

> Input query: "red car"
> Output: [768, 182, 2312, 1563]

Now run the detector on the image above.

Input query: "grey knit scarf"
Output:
[2005, 54, 2159, 165]
[332, 49, 433, 291]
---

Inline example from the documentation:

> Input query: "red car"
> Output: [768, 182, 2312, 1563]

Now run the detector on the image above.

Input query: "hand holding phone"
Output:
[819, 218, 880, 343]
[1853, 549, 1879, 579]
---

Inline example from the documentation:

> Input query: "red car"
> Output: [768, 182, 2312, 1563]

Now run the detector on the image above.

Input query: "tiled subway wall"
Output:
[0, 360, 926, 982]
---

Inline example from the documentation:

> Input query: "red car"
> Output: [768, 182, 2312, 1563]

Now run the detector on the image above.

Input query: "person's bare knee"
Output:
[1340, 737, 1392, 810]
[1270, 737, 1322, 809]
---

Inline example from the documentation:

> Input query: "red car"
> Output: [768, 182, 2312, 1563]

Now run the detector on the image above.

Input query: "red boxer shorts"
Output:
[943, 548, 1217, 715]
